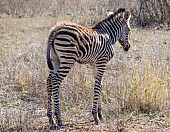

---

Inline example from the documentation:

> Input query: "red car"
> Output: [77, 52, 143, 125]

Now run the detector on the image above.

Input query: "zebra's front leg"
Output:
[92, 62, 106, 125]
[92, 82, 102, 125]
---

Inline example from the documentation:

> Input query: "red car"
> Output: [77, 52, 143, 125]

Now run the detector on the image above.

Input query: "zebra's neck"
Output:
[92, 17, 123, 45]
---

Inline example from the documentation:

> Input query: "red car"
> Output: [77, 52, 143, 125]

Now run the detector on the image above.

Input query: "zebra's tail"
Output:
[46, 30, 57, 70]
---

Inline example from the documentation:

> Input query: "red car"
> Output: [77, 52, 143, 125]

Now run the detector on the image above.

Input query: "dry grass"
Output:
[0, 16, 170, 131]
[123, 61, 169, 113]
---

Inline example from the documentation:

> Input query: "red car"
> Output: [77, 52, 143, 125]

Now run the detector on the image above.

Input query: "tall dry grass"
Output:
[122, 61, 169, 113]
[1, 0, 170, 27]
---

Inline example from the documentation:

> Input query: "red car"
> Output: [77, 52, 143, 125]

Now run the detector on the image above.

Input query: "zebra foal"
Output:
[46, 8, 131, 128]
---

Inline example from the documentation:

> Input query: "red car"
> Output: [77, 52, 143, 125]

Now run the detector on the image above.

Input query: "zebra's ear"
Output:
[123, 10, 131, 22]
[106, 9, 113, 16]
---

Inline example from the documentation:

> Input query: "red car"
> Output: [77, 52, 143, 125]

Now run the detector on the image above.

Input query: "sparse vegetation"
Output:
[0, 0, 170, 131]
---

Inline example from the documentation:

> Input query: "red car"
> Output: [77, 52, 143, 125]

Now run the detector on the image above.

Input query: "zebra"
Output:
[46, 8, 131, 127]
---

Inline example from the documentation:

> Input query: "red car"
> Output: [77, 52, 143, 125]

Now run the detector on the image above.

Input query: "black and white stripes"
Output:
[46, 8, 131, 127]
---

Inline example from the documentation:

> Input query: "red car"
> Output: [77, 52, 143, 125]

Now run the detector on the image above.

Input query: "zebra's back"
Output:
[48, 21, 114, 65]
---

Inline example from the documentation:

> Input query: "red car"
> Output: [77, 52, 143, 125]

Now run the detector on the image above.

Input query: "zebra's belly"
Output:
[77, 45, 101, 64]
[77, 55, 98, 64]
[77, 47, 114, 64]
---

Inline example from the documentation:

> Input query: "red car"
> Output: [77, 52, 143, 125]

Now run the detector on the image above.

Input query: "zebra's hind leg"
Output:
[51, 71, 62, 127]
[47, 73, 55, 127]
[52, 58, 76, 127]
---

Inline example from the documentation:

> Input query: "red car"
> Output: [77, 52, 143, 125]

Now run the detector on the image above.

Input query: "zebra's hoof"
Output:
[57, 122, 63, 127]
[92, 111, 101, 125]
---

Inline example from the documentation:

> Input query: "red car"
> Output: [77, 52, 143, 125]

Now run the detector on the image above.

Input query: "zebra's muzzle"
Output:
[123, 42, 130, 51]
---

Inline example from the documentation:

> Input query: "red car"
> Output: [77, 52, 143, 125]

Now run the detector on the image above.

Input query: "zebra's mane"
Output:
[92, 8, 126, 29]
[108, 8, 125, 19]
